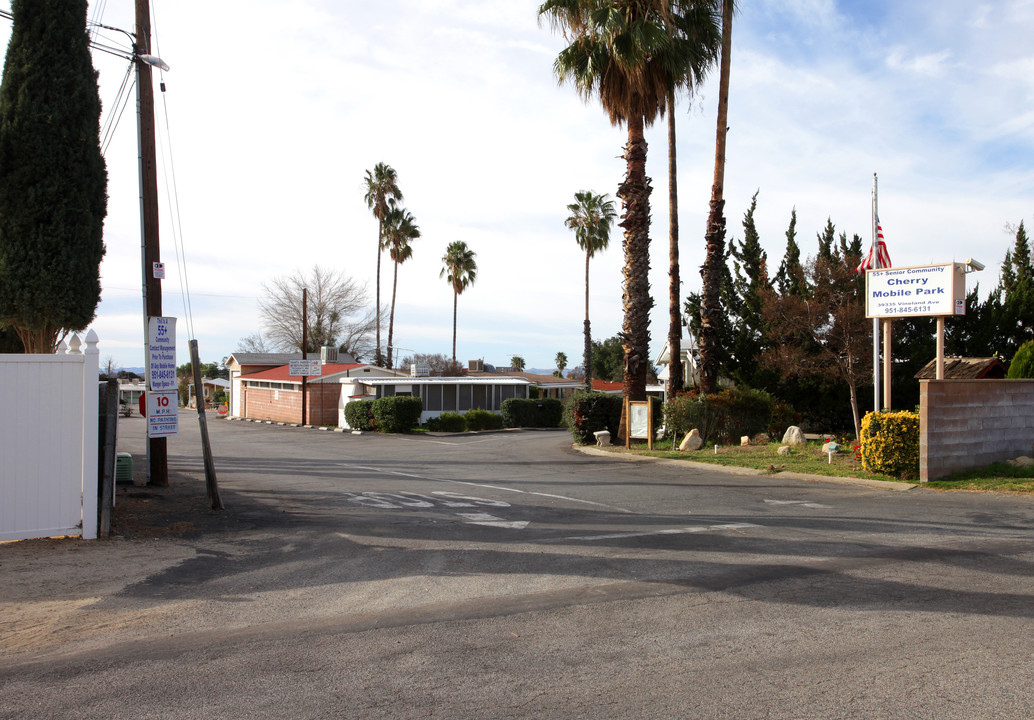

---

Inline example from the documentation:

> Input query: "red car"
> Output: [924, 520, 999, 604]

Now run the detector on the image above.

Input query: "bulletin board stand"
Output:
[625, 398, 654, 450]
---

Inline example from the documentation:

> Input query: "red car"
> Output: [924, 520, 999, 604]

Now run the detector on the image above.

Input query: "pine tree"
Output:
[0, 0, 107, 353]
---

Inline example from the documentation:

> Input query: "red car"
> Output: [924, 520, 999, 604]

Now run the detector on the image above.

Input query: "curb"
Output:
[572, 444, 917, 492]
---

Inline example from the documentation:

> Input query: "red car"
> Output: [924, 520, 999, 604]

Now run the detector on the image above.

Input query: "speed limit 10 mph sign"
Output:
[147, 390, 179, 438]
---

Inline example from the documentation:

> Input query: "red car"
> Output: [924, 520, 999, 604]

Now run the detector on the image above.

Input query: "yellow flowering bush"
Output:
[860, 410, 920, 477]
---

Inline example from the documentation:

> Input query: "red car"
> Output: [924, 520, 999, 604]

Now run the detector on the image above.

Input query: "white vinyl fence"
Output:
[0, 331, 99, 541]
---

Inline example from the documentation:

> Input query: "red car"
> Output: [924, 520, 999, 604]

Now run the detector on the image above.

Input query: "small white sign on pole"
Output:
[866, 263, 965, 319]
[147, 316, 177, 391]
[288, 359, 322, 377]
[147, 390, 179, 438]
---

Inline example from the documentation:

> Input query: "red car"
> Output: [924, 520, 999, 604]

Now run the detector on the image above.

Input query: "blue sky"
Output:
[1, 1, 1032, 372]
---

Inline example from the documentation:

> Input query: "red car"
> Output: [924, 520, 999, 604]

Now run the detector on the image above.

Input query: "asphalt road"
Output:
[2, 411, 1034, 719]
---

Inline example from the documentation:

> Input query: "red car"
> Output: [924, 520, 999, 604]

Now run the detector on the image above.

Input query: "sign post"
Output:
[866, 263, 966, 380]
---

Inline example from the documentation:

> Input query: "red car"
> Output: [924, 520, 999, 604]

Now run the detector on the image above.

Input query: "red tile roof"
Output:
[241, 363, 367, 383]
[592, 379, 624, 393]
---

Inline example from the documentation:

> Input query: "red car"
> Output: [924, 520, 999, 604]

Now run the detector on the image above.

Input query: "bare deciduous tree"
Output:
[258, 266, 375, 355]
[761, 254, 871, 439]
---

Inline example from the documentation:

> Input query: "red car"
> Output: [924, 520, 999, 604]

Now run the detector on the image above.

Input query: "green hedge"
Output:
[501, 398, 563, 428]
[1008, 340, 1034, 378]
[464, 408, 504, 431]
[663, 388, 790, 444]
[426, 412, 466, 432]
[564, 393, 623, 445]
[860, 410, 919, 478]
[344, 399, 376, 431]
[371, 396, 423, 433]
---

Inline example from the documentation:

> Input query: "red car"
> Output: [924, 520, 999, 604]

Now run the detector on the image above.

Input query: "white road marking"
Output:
[764, 499, 833, 509]
[342, 464, 632, 512]
[413, 438, 498, 446]
[457, 513, 530, 529]
[558, 523, 760, 542]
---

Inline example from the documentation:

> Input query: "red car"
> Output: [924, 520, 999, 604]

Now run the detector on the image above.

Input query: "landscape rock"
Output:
[1008, 455, 1034, 467]
[777, 445, 792, 456]
[680, 429, 704, 452]
[740, 435, 750, 446]
[781, 426, 806, 446]
[593, 430, 611, 447]
[752, 433, 770, 445]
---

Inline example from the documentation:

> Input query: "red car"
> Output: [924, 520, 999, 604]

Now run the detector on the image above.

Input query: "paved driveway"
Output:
[2, 412, 1033, 719]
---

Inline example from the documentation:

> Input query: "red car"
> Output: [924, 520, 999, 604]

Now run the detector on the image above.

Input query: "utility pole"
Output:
[136, 0, 166, 486]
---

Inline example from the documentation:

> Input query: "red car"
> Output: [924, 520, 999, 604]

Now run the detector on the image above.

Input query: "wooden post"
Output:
[190, 340, 222, 509]
[883, 319, 892, 410]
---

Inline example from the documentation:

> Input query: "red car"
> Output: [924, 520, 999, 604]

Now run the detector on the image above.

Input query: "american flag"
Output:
[855, 218, 892, 272]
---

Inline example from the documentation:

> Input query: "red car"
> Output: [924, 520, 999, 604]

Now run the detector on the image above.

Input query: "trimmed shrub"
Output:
[464, 408, 504, 431]
[564, 392, 623, 445]
[501, 398, 564, 428]
[344, 399, 375, 431]
[371, 396, 423, 433]
[663, 388, 786, 444]
[427, 412, 466, 433]
[1007, 340, 1034, 378]
[860, 410, 919, 478]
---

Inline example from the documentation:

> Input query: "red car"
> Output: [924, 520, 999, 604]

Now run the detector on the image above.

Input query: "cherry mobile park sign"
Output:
[866, 263, 966, 319]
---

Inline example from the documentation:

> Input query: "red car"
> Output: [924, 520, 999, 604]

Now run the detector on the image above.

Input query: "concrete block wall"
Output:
[920, 379, 1034, 481]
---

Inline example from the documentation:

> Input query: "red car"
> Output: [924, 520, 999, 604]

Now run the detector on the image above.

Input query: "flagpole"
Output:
[872, 173, 880, 415]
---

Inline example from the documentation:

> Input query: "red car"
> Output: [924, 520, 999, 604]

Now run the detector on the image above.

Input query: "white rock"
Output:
[777, 445, 792, 456]
[680, 428, 704, 452]
[781, 426, 806, 446]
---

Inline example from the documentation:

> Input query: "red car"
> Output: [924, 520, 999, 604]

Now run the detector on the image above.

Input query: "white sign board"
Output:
[866, 263, 965, 319]
[288, 359, 322, 377]
[152, 261, 165, 279]
[147, 316, 177, 391]
[146, 390, 179, 438]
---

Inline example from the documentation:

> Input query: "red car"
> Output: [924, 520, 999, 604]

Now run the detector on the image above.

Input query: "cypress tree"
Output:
[729, 191, 770, 388]
[775, 208, 806, 298]
[0, 0, 107, 352]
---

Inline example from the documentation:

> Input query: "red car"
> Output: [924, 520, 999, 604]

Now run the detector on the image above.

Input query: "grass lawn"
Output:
[596, 439, 1034, 494]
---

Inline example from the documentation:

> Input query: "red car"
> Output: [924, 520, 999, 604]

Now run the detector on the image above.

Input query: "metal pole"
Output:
[872, 173, 880, 413]
[137, 0, 166, 486]
[883, 318, 892, 410]
[301, 287, 308, 426]
[936, 317, 945, 379]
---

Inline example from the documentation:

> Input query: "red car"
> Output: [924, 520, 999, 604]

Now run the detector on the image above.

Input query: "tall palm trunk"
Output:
[387, 263, 399, 368]
[451, 289, 458, 364]
[667, 88, 684, 396]
[617, 113, 652, 442]
[375, 229, 383, 367]
[700, 0, 734, 394]
[583, 249, 593, 392]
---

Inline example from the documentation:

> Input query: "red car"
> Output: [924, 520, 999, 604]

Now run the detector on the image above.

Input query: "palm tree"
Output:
[565, 190, 615, 392]
[511, 355, 526, 371]
[363, 163, 403, 366]
[440, 241, 477, 364]
[555, 351, 568, 377]
[383, 204, 420, 369]
[539, 0, 722, 418]
[700, 0, 735, 393]
[666, 3, 722, 397]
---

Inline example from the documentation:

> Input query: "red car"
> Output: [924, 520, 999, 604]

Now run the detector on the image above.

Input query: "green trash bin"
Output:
[115, 452, 133, 485]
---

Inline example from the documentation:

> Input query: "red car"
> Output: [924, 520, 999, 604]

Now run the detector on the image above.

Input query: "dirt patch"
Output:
[108, 459, 251, 540]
